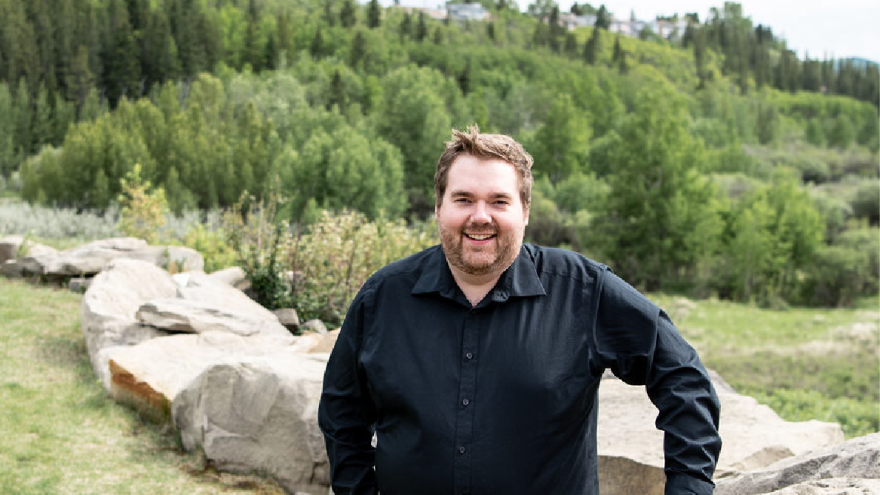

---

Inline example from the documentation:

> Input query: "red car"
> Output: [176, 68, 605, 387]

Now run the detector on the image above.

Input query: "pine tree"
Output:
[415, 12, 428, 42]
[595, 5, 610, 30]
[310, 28, 325, 58]
[399, 13, 412, 39]
[583, 28, 600, 64]
[368, 0, 381, 29]
[340, 0, 357, 28]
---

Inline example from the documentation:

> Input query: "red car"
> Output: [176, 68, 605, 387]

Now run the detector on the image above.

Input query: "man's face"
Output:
[435, 155, 529, 281]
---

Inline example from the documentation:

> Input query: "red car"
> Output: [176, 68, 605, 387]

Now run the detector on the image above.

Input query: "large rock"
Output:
[0, 235, 25, 263]
[762, 478, 880, 494]
[81, 258, 178, 387]
[172, 352, 331, 495]
[207, 266, 250, 290]
[1, 238, 58, 278]
[19, 237, 203, 278]
[596, 371, 845, 495]
[715, 433, 880, 495]
[105, 331, 301, 421]
[136, 271, 290, 338]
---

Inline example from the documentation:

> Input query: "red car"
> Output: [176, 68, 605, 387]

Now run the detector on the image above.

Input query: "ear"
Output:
[523, 204, 530, 227]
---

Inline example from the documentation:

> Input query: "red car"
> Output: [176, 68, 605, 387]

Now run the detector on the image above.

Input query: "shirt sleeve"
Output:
[593, 269, 722, 495]
[318, 288, 379, 495]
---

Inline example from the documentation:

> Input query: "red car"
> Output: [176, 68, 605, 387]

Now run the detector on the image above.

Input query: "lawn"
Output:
[0, 278, 284, 494]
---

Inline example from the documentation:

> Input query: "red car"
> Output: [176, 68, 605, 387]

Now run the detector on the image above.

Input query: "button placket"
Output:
[453, 311, 480, 494]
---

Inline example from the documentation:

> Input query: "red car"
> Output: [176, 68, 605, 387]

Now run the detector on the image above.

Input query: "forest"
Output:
[0, 0, 878, 313]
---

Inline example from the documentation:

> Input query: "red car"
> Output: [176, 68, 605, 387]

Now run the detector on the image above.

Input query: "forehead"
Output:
[445, 155, 519, 194]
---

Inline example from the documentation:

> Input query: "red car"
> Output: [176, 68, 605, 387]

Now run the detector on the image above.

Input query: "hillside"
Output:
[0, 0, 877, 308]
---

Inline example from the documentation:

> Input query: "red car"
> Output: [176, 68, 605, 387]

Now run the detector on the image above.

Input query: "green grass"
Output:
[652, 293, 880, 438]
[0, 278, 284, 494]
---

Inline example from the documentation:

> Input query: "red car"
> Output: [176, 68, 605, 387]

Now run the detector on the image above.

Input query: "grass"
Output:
[652, 293, 880, 438]
[0, 278, 285, 494]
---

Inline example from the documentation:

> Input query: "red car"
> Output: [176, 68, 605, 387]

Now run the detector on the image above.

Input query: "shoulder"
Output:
[361, 244, 442, 293]
[523, 243, 608, 284]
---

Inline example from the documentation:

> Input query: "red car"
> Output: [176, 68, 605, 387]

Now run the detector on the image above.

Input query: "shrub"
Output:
[117, 164, 168, 244]
[286, 210, 437, 325]
[850, 180, 880, 225]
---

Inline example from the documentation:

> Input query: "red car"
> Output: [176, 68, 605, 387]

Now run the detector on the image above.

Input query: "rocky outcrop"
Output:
[172, 352, 331, 495]
[715, 433, 880, 495]
[0, 236, 58, 277]
[761, 479, 880, 494]
[105, 331, 298, 421]
[17, 237, 203, 279]
[136, 271, 291, 338]
[596, 371, 845, 495]
[81, 258, 178, 386]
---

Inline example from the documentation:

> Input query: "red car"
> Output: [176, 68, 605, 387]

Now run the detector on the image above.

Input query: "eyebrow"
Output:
[449, 190, 514, 200]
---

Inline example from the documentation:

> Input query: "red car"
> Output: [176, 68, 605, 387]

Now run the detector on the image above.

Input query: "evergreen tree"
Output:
[101, 0, 141, 107]
[594, 5, 610, 30]
[368, 0, 381, 29]
[310, 27, 325, 58]
[415, 12, 428, 42]
[563, 31, 578, 57]
[340, 0, 357, 28]
[583, 27, 600, 65]
[399, 13, 412, 39]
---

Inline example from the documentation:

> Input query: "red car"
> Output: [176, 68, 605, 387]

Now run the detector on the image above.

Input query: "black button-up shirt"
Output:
[319, 244, 721, 495]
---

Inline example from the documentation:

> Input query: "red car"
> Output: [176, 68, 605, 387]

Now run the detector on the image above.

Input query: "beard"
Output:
[438, 219, 524, 278]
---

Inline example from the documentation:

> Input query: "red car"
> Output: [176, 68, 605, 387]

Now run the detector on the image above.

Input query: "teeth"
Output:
[467, 234, 494, 240]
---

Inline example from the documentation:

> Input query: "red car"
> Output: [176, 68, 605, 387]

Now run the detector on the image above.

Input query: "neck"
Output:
[447, 264, 505, 307]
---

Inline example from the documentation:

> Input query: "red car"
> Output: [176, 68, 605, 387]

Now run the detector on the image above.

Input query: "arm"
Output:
[594, 270, 721, 495]
[318, 290, 379, 495]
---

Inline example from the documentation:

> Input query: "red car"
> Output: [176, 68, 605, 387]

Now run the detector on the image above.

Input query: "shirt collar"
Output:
[411, 245, 547, 301]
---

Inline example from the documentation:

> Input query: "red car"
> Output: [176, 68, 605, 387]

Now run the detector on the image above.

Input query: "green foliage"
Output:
[747, 388, 878, 439]
[285, 210, 437, 325]
[716, 171, 825, 305]
[850, 180, 880, 225]
[180, 224, 237, 273]
[224, 194, 436, 325]
[594, 86, 723, 290]
[117, 163, 169, 244]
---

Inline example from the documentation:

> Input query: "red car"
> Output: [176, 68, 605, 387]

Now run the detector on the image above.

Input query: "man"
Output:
[318, 126, 721, 494]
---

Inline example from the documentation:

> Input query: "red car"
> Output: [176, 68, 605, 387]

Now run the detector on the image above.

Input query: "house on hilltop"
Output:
[447, 2, 489, 21]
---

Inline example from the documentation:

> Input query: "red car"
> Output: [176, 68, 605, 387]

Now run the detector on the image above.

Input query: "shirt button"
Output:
[465, 352, 473, 360]
[458, 446, 466, 454]
[462, 398, 470, 406]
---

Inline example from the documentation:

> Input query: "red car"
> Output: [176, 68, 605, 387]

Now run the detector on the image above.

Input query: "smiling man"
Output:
[318, 126, 721, 495]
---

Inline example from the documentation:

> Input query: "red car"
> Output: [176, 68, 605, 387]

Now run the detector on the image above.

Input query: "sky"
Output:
[384, 1, 880, 63]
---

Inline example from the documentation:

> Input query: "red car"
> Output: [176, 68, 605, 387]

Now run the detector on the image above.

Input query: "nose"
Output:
[470, 201, 491, 224]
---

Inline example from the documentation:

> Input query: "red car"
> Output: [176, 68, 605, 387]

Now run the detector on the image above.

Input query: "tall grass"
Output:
[0, 279, 284, 494]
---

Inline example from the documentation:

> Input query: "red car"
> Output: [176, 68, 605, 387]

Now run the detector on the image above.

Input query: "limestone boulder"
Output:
[207, 266, 250, 290]
[81, 258, 177, 387]
[1, 238, 58, 277]
[104, 331, 301, 421]
[172, 352, 330, 495]
[0, 234, 25, 263]
[18, 237, 203, 278]
[715, 433, 880, 495]
[596, 371, 844, 495]
[136, 271, 290, 338]
[763, 479, 880, 494]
